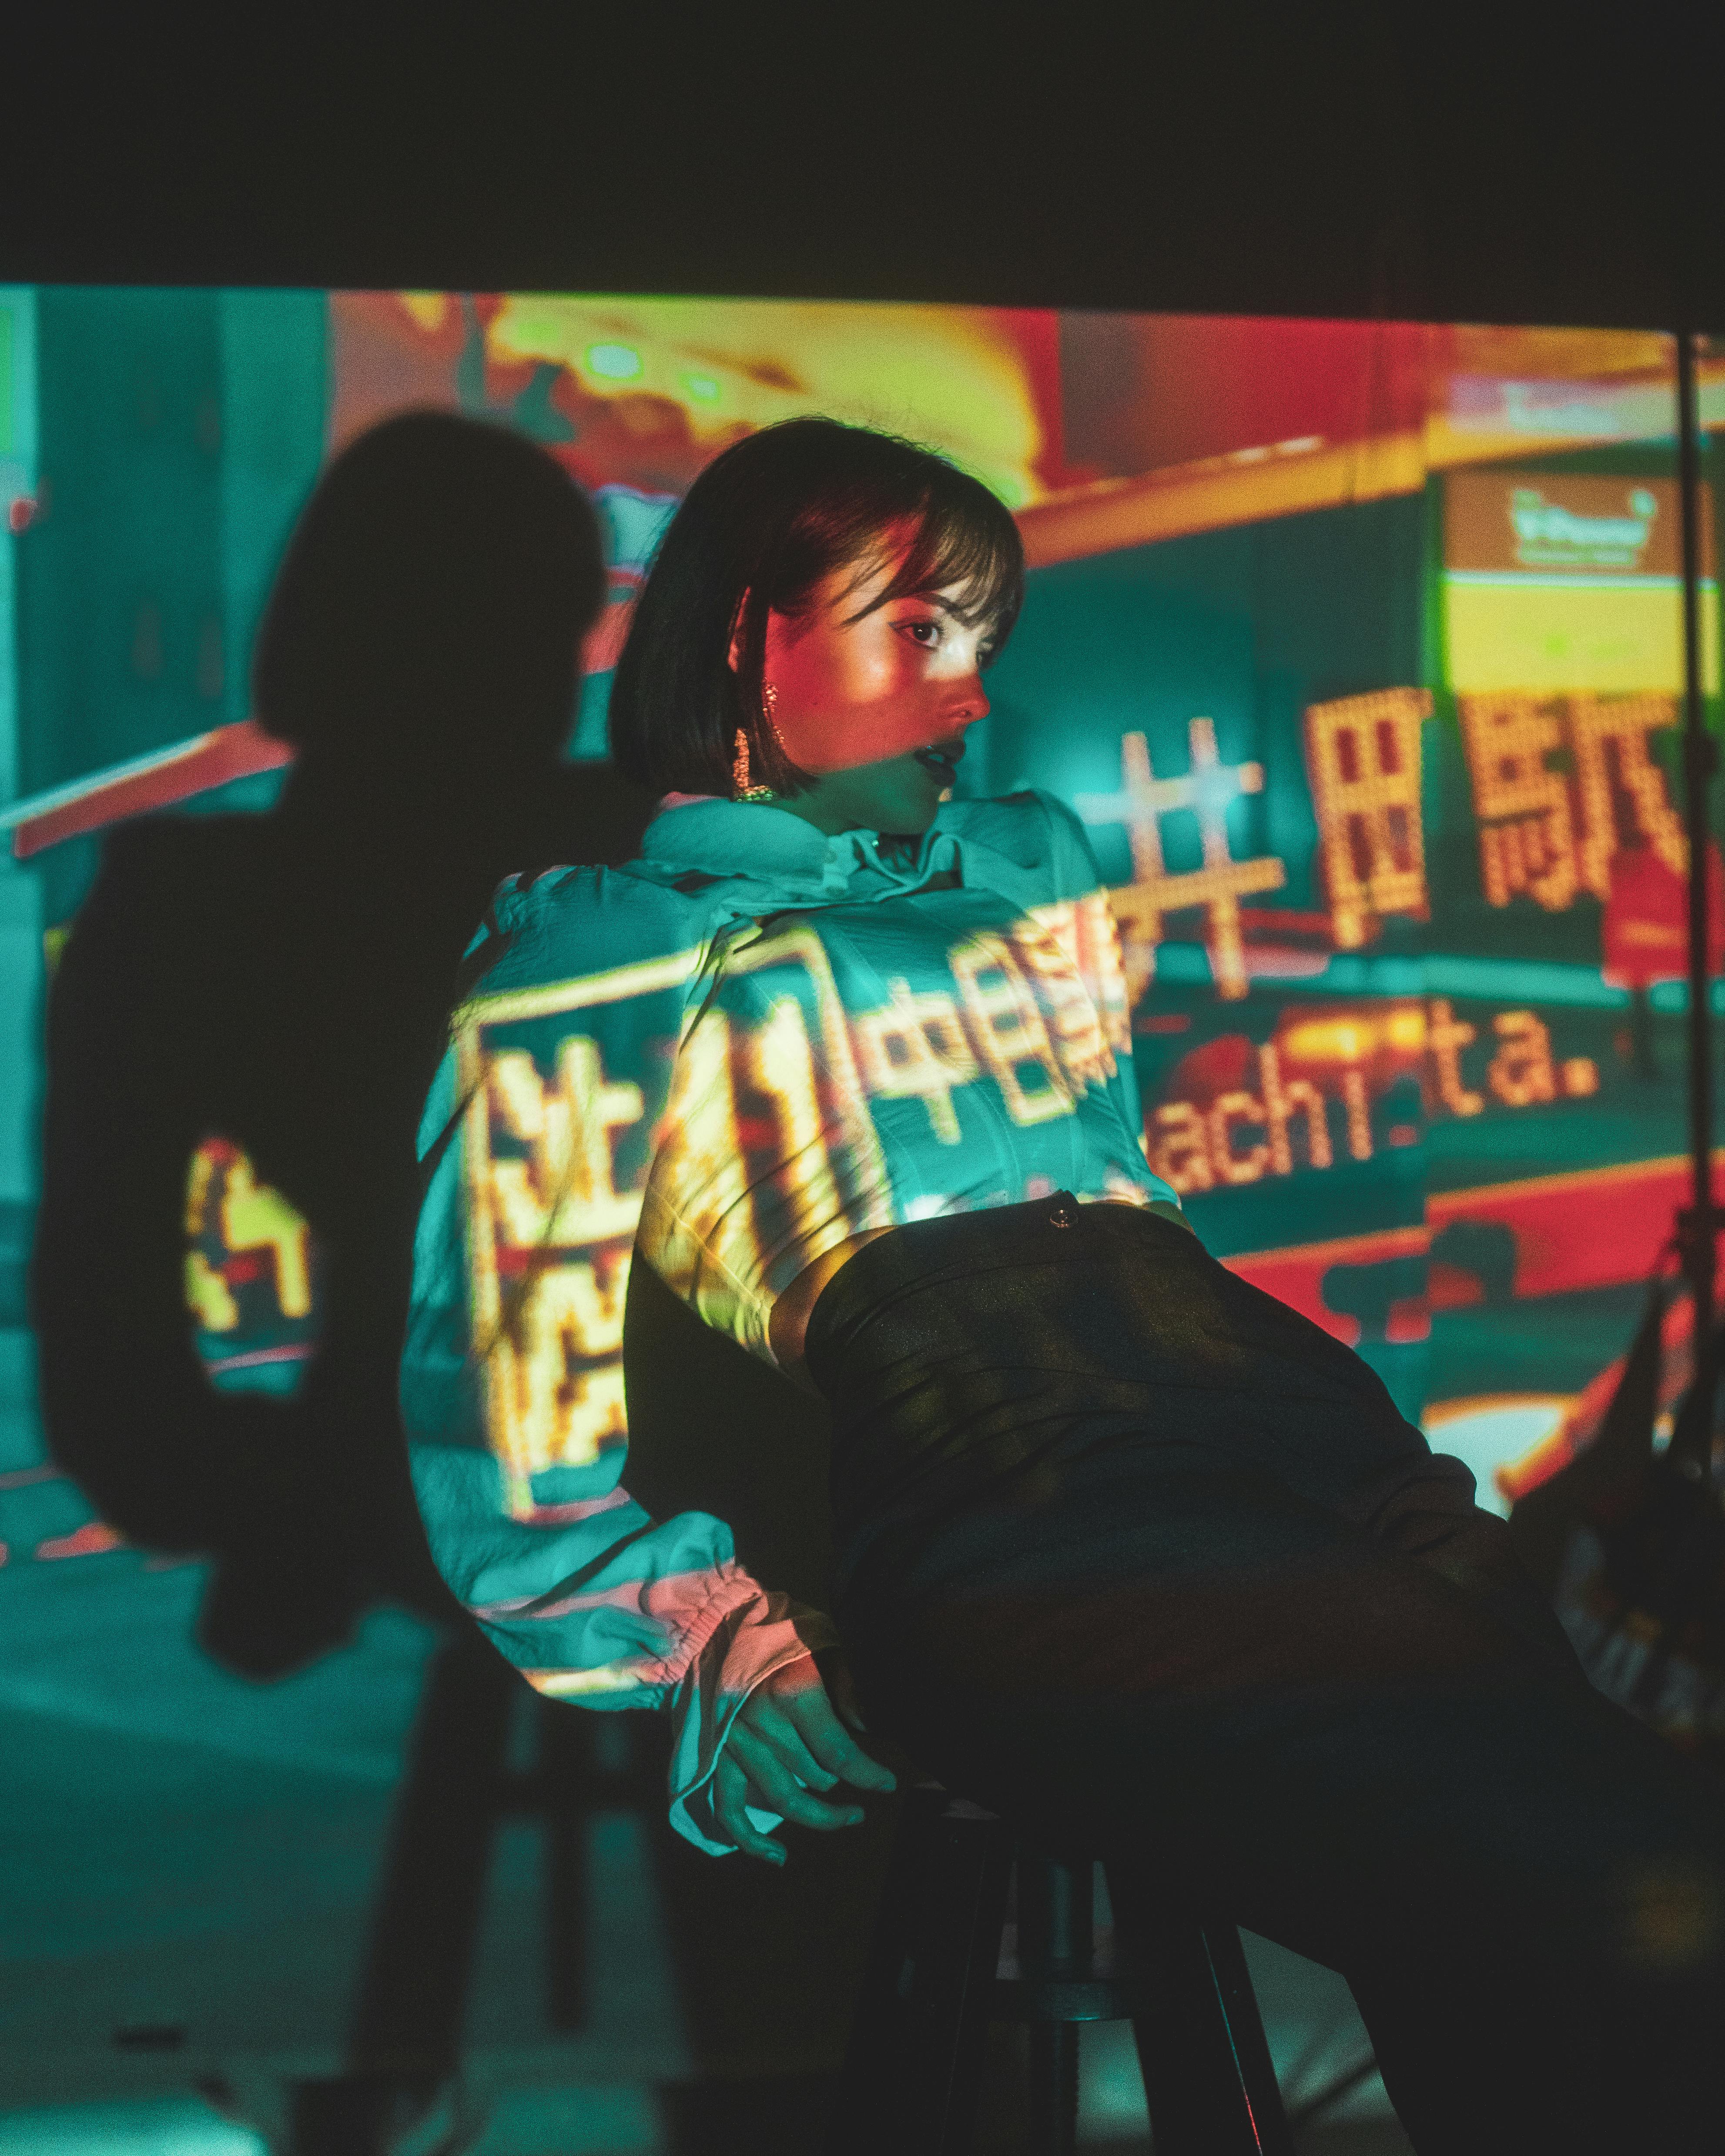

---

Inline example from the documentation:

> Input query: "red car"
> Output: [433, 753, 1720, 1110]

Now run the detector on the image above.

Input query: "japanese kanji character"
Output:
[1457, 694, 1578, 911]
[1304, 688, 1434, 947]
[853, 978, 979, 1143]
[1079, 719, 1288, 1003]
[1567, 693, 1685, 898]
[950, 934, 1074, 1124]
[487, 1037, 645, 1248]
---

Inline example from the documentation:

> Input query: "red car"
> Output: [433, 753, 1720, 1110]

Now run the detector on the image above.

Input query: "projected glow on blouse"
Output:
[453, 871, 1150, 1510]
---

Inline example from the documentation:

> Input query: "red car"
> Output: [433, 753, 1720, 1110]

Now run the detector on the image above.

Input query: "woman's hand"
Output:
[710, 1652, 897, 1865]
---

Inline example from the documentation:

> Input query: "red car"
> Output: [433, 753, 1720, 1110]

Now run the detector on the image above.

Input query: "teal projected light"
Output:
[585, 341, 643, 381]
[0, 286, 38, 522]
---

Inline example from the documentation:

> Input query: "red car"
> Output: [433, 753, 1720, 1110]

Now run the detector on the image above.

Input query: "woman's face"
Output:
[737, 529, 995, 837]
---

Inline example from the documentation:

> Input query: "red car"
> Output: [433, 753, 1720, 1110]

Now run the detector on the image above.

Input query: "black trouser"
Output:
[805, 1195, 1725, 2155]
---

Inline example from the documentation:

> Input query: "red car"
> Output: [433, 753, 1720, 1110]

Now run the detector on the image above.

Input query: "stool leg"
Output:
[343, 1631, 516, 2084]
[1196, 1923, 1293, 2154]
[1026, 2024, 1079, 2156]
[1105, 1865, 1295, 2156]
[829, 1791, 1012, 2156]
[1018, 1856, 1092, 2156]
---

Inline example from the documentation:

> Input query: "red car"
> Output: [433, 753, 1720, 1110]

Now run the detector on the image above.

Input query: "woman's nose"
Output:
[950, 672, 989, 727]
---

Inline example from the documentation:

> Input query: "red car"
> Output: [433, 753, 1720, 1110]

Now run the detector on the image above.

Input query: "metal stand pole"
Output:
[1675, 325, 1718, 1471]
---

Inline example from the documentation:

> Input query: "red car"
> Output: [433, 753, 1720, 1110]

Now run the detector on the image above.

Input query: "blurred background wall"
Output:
[1, 287, 1720, 2151]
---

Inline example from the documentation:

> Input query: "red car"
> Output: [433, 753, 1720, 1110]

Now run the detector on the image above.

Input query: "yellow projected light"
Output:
[482, 295, 1049, 507]
[1444, 472, 1720, 694]
[1445, 583, 1720, 693]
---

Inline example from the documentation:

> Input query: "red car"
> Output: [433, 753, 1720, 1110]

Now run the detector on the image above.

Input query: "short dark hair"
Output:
[255, 410, 606, 765]
[608, 417, 1025, 797]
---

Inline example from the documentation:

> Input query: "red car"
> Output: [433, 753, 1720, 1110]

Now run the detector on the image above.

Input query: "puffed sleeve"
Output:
[400, 868, 833, 1855]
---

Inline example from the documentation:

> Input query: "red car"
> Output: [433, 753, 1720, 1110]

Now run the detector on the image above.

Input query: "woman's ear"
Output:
[726, 590, 752, 675]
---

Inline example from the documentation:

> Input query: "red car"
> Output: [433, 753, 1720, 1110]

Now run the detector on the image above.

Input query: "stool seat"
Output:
[831, 1785, 1294, 2156]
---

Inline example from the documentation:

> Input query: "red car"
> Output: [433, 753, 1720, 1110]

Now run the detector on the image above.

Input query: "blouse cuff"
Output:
[666, 1577, 841, 1855]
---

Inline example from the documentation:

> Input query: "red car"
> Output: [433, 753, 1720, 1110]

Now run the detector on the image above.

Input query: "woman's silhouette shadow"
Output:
[32, 408, 652, 1676]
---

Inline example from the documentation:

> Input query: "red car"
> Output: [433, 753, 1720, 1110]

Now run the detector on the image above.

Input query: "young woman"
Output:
[403, 418, 1725, 2151]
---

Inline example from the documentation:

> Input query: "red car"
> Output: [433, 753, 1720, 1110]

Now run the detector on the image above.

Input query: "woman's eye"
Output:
[898, 619, 942, 648]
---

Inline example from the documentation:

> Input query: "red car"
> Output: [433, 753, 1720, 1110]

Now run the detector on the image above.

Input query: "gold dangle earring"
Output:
[732, 723, 774, 803]
[732, 684, 780, 803]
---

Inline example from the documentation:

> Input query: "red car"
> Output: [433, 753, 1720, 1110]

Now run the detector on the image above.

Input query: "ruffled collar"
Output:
[636, 796, 963, 904]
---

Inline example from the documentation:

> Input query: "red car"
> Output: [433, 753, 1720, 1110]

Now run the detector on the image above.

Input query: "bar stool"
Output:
[830, 1785, 1295, 2156]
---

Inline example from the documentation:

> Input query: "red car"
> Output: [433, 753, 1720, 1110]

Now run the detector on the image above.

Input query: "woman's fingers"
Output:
[710, 1752, 788, 1866]
[772, 1669, 898, 1791]
[711, 1656, 896, 1865]
[744, 1658, 895, 1793]
[726, 1717, 866, 1831]
[737, 1680, 845, 1791]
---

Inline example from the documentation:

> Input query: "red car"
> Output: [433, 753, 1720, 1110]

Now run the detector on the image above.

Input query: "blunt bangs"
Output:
[840, 483, 1025, 654]
[608, 417, 1025, 799]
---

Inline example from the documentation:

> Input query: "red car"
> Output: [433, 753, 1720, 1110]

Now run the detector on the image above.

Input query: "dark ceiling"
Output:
[3, 13, 1720, 329]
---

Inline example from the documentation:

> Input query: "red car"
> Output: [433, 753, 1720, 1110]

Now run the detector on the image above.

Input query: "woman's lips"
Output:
[914, 743, 963, 783]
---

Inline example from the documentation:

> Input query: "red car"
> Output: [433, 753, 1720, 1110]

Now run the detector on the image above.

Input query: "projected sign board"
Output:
[10, 295, 1725, 1584]
[1444, 471, 1720, 693]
